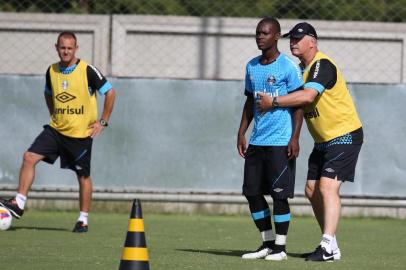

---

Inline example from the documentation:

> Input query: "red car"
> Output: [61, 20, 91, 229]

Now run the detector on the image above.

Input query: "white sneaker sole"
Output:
[265, 251, 287, 261]
[333, 249, 341, 260]
[242, 248, 271, 259]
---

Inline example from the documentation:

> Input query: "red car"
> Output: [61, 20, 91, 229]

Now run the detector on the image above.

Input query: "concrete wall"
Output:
[1, 13, 406, 83]
[0, 75, 405, 198]
[112, 16, 406, 83]
[0, 12, 110, 75]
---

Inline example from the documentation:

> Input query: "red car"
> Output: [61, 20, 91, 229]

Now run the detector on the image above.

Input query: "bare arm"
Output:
[89, 88, 116, 138]
[100, 88, 116, 122]
[256, 58, 339, 112]
[237, 95, 254, 158]
[256, 88, 318, 113]
[287, 106, 304, 159]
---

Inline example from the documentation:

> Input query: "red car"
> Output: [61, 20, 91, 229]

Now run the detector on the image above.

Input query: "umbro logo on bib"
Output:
[56, 92, 76, 103]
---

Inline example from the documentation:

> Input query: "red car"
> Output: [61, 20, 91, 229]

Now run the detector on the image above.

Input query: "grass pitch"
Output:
[0, 210, 405, 270]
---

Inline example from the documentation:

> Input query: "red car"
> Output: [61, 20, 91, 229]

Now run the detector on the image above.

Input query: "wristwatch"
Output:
[272, 97, 280, 108]
[99, 119, 108, 127]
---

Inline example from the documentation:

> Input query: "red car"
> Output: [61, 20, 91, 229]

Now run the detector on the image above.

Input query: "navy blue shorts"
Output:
[243, 145, 295, 199]
[307, 143, 362, 182]
[28, 125, 93, 177]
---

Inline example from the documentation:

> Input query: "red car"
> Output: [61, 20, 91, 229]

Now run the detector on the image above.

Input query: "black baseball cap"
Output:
[282, 22, 318, 39]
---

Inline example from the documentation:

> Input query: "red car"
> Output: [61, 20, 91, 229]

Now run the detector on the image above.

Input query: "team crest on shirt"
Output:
[62, 80, 68, 91]
[267, 75, 276, 85]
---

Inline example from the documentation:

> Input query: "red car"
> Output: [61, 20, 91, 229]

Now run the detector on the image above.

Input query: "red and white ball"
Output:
[0, 206, 12, 231]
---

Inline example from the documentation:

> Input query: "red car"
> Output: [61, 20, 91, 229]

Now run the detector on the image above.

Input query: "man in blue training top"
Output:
[237, 17, 304, 261]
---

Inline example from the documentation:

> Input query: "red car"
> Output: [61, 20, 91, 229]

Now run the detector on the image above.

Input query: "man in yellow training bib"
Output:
[256, 22, 363, 261]
[0, 31, 116, 233]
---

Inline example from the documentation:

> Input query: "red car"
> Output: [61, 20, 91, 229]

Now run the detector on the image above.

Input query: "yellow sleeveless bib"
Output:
[49, 60, 97, 138]
[303, 52, 362, 143]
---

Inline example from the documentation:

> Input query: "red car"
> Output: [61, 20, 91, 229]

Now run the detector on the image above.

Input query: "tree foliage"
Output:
[1, 0, 406, 22]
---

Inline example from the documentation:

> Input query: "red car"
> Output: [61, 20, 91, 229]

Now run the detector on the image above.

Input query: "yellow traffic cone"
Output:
[119, 199, 150, 270]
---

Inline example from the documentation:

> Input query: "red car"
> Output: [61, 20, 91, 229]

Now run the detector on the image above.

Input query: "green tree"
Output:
[1, 0, 406, 22]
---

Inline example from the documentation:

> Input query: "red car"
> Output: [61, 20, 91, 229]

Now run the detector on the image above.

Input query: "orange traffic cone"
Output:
[119, 199, 150, 270]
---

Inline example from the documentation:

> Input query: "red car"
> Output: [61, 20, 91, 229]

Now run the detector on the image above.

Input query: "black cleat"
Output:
[72, 221, 88, 233]
[302, 247, 341, 260]
[0, 198, 24, 219]
[305, 245, 335, 262]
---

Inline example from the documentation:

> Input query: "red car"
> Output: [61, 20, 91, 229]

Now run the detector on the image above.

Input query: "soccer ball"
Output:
[0, 206, 12, 231]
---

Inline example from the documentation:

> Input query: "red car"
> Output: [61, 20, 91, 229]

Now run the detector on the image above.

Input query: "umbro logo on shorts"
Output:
[273, 188, 284, 193]
[325, 168, 335, 173]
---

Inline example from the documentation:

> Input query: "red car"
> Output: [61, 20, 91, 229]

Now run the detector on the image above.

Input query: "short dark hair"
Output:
[258, 17, 281, 33]
[57, 31, 77, 45]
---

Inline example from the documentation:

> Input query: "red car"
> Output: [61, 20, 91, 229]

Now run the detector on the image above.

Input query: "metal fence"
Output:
[1, 0, 406, 83]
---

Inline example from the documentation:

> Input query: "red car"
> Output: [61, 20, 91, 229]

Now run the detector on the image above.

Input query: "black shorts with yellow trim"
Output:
[243, 145, 295, 199]
[28, 125, 93, 177]
[307, 143, 362, 182]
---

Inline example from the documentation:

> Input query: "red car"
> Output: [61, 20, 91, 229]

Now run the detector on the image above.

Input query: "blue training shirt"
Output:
[245, 53, 303, 146]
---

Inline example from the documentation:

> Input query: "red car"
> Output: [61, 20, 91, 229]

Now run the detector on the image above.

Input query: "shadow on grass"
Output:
[177, 248, 245, 257]
[177, 248, 310, 259]
[287, 252, 309, 259]
[9, 226, 70, 232]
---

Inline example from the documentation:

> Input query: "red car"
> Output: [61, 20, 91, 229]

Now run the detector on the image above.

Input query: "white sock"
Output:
[15, 193, 27, 209]
[261, 229, 275, 242]
[77, 211, 88, 225]
[275, 234, 287, 246]
[331, 235, 339, 251]
[320, 234, 334, 253]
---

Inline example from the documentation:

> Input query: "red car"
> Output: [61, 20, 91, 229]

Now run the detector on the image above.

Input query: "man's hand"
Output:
[256, 92, 273, 114]
[237, 134, 247, 158]
[287, 138, 300, 160]
[89, 120, 105, 138]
